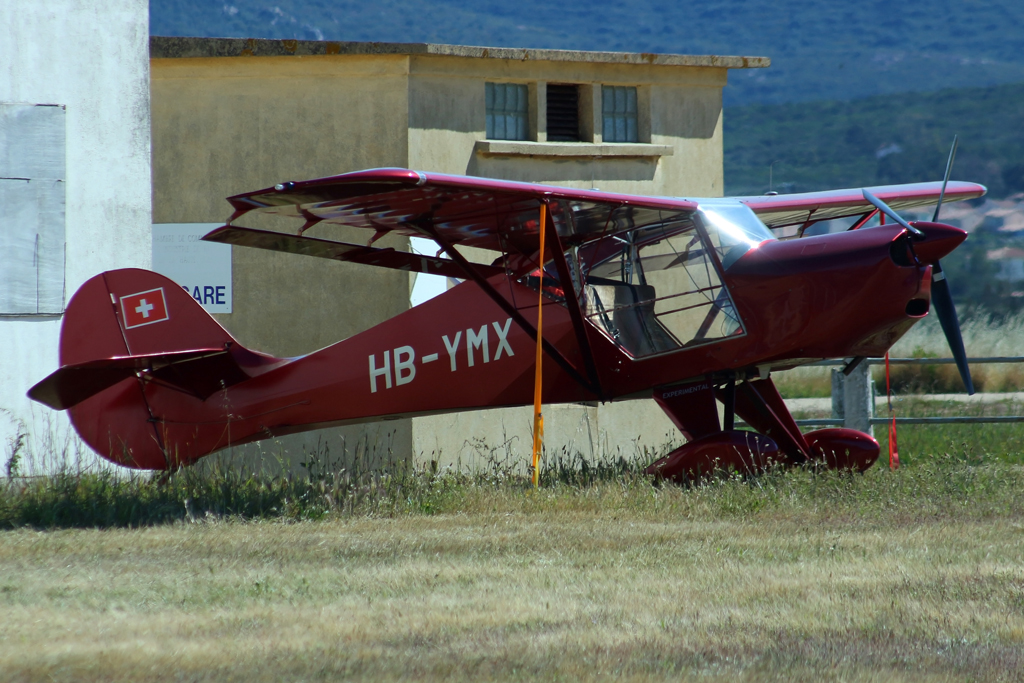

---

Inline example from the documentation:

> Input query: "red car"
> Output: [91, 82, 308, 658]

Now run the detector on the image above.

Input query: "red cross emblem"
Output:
[120, 288, 169, 329]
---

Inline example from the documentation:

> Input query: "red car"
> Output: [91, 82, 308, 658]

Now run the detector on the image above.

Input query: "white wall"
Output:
[0, 0, 151, 472]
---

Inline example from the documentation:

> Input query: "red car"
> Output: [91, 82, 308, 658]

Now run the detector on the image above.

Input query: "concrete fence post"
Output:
[831, 364, 874, 436]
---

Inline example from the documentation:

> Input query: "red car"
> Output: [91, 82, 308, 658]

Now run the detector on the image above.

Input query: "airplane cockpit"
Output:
[530, 201, 776, 359]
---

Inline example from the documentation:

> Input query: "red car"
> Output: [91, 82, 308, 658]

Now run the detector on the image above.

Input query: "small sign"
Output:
[152, 223, 232, 313]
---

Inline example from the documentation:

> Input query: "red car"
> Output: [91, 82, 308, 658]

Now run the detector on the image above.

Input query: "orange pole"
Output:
[532, 203, 547, 487]
[886, 351, 900, 469]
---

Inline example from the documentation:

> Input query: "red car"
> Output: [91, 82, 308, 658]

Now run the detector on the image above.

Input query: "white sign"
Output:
[152, 223, 232, 313]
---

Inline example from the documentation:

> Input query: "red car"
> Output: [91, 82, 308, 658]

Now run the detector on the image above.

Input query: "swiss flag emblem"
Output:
[120, 288, 169, 329]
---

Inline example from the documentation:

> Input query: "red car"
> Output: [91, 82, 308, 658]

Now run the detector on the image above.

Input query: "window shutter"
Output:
[546, 84, 580, 142]
[0, 103, 66, 314]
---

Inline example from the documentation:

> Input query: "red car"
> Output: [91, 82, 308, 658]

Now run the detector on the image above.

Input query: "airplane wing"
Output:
[737, 181, 986, 229]
[218, 168, 698, 271]
[202, 224, 504, 279]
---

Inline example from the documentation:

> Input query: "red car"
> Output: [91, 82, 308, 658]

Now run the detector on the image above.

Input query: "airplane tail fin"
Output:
[29, 269, 283, 469]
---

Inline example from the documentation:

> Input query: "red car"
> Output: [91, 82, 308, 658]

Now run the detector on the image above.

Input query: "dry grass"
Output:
[1, 479, 1023, 682]
[4, 318, 1024, 681]
[775, 313, 1024, 397]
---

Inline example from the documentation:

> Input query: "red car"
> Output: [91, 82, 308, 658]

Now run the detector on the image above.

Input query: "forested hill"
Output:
[150, 1, 1024, 199]
[724, 82, 1024, 198]
[150, 0, 1024, 107]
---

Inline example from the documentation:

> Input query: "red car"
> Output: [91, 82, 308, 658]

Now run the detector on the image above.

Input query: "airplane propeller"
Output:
[861, 137, 974, 395]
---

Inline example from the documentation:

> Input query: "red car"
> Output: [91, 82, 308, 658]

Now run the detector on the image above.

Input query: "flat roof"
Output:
[150, 37, 770, 69]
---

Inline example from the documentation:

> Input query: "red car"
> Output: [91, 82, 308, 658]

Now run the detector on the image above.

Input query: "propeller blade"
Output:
[929, 135, 972, 393]
[862, 189, 974, 394]
[930, 262, 975, 395]
[862, 190, 924, 238]
[932, 135, 959, 223]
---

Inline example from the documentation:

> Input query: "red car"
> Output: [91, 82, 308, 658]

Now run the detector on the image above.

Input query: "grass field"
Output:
[4, 312, 1024, 680]
[2, 446, 1024, 681]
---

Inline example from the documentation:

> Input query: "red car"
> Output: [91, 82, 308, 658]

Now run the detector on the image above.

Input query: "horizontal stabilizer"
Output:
[203, 225, 504, 279]
[29, 347, 253, 410]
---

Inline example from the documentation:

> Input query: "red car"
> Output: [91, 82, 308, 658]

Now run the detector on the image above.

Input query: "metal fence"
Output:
[790, 357, 1024, 429]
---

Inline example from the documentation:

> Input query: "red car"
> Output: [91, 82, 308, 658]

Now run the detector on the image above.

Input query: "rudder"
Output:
[62, 269, 239, 365]
[35, 269, 277, 469]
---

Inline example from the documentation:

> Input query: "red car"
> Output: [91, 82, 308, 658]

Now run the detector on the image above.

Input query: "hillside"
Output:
[723, 81, 1024, 317]
[149, 0, 1024, 107]
[724, 82, 1024, 197]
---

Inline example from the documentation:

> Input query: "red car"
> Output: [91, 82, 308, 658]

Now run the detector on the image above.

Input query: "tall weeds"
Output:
[3, 432, 1022, 529]
[775, 310, 1024, 396]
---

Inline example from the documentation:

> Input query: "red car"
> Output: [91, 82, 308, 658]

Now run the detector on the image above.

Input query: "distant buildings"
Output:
[987, 247, 1024, 283]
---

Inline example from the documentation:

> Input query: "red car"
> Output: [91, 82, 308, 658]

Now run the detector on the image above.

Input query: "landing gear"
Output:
[646, 375, 879, 484]
[645, 430, 781, 483]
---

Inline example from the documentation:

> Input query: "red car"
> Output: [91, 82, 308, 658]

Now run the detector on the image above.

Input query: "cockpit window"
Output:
[520, 202, 763, 360]
[574, 215, 745, 358]
[698, 202, 775, 271]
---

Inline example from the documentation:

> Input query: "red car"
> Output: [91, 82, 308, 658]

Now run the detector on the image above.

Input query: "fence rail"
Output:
[806, 357, 1024, 367]
[788, 356, 1024, 429]
[794, 416, 1024, 427]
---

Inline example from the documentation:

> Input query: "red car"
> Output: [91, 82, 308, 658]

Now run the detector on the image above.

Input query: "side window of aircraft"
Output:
[580, 217, 745, 358]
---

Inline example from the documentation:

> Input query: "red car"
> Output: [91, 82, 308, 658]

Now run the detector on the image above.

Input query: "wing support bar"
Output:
[419, 221, 599, 396]
[729, 379, 810, 462]
[847, 209, 879, 231]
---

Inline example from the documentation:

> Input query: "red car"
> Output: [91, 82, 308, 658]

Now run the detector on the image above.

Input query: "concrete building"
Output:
[0, 1, 151, 471]
[149, 38, 769, 474]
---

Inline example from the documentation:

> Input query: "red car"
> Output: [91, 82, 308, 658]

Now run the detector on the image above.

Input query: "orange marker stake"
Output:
[886, 351, 899, 469]
[532, 202, 547, 487]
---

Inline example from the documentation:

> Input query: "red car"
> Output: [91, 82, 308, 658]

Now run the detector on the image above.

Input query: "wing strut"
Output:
[416, 220, 598, 396]
[847, 209, 879, 231]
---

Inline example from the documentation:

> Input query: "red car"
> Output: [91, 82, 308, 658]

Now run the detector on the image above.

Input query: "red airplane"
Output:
[29, 167, 984, 481]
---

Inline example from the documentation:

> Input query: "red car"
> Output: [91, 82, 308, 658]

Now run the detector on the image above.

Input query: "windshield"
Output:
[575, 215, 745, 358]
[697, 202, 775, 270]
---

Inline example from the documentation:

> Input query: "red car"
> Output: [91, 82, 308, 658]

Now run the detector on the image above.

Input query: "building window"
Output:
[486, 82, 528, 141]
[602, 86, 638, 143]
[0, 103, 66, 314]
[547, 84, 580, 142]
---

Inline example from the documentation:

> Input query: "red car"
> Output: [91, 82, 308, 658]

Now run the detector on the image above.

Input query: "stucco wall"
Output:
[0, 0, 151, 471]
[413, 401, 685, 474]
[151, 55, 413, 357]
[151, 54, 417, 474]
[407, 56, 725, 197]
